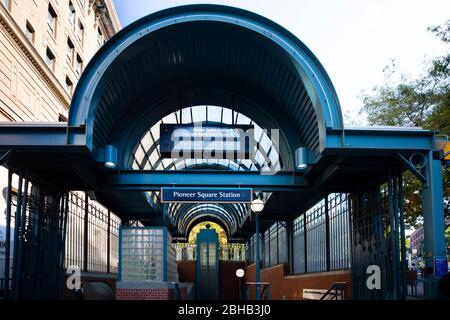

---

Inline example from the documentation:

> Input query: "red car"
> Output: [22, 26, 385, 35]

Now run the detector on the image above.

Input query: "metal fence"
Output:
[306, 199, 327, 272]
[351, 173, 407, 300]
[293, 193, 351, 274]
[262, 221, 288, 268]
[2, 182, 121, 298]
[1, 170, 68, 299]
[64, 191, 121, 274]
[328, 193, 351, 271]
[0, 188, 17, 296]
[239, 193, 352, 274]
[174, 243, 245, 261]
[245, 233, 258, 262]
[87, 201, 109, 273]
[293, 213, 306, 274]
[64, 192, 85, 271]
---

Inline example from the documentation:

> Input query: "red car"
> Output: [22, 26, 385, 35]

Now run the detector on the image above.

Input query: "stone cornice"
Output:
[90, 0, 121, 38]
[0, 4, 71, 110]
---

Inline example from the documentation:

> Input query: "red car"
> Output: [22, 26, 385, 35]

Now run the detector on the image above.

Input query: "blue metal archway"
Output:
[67, 4, 344, 167]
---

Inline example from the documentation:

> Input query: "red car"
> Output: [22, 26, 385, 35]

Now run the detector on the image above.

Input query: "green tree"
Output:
[360, 20, 450, 229]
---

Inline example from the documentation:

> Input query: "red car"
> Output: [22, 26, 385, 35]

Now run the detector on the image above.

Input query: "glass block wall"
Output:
[119, 227, 178, 282]
[166, 231, 179, 282]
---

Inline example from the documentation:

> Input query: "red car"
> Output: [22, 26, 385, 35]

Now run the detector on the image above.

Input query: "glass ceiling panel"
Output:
[141, 132, 153, 150]
[150, 123, 160, 142]
[162, 112, 178, 124]
[191, 105, 207, 123]
[221, 108, 232, 124]
[130, 105, 283, 172]
[208, 106, 222, 123]
[236, 113, 251, 125]
[181, 107, 192, 123]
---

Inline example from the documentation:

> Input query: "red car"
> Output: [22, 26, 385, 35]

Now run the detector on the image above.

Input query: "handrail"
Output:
[172, 282, 182, 300]
[319, 282, 346, 300]
[245, 282, 271, 300]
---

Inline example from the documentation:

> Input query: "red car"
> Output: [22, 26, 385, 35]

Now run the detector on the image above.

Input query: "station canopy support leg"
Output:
[422, 151, 446, 299]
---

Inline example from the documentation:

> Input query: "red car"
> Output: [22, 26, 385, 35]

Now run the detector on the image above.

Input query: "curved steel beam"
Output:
[115, 82, 296, 171]
[185, 214, 232, 240]
[68, 4, 343, 152]
[179, 205, 238, 235]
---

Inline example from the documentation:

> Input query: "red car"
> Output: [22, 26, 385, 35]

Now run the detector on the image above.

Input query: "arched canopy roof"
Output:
[68, 4, 343, 167]
[65, 4, 345, 236]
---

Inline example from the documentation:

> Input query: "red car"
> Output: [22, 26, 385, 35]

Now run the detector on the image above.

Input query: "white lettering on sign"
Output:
[173, 191, 196, 198]
[172, 191, 242, 199]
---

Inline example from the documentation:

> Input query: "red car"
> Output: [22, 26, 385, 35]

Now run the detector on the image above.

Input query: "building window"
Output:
[45, 47, 56, 71]
[97, 27, 104, 48]
[78, 0, 85, 11]
[47, 4, 57, 37]
[67, 38, 75, 64]
[65, 76, 73, 94]
[76, 54, 83, 75]
[68, 1, 76, 26]
[77, 20, 84, 44]
[25, 21, 35, 43]
[1, 0, 10, 10]
[58, 113, 68, 122]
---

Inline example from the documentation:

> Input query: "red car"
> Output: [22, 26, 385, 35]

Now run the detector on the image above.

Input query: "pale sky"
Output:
[113, 0, 450, 126]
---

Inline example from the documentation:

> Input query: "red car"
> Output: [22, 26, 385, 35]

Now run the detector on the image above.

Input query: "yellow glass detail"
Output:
[188, 221, 228, 245]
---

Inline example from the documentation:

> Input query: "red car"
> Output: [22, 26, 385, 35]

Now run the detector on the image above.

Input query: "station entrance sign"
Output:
[159, 124, 254, 159]
[161, 187, 253, 203]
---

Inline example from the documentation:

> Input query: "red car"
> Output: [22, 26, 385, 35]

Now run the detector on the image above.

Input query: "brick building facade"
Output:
[0, 0, 120, 121]
[0, 0, 121, 284]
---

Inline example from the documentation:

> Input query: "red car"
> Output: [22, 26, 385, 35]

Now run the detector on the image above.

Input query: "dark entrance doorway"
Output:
[196, 228, 219, 300]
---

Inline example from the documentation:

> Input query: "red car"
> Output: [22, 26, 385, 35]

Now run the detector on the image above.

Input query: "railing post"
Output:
[388, 173, 399, 299]
[303, 212, 307, 273]
[83, 192, 89, 272]
[422, 150, 446, 299]
[107, 209, 111, 274]
[255, 212, 261, 300]
[287, 219, 294, 274]
[15, 169, 29, 300]
[246, 284, 249, 300]
[398, 172, 407, 299]
[276, 222, 279, 265]
[4, 169, 12, 298]
[325, 195, 331, 271]
[11, 172, 23, 299]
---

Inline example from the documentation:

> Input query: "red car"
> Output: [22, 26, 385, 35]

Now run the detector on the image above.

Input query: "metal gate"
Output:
[196, 229, 219, 300]
[1, 169, 69, 299]
[350, 172, 407, 300]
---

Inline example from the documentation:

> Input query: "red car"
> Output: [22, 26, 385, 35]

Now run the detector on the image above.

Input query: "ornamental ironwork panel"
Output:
[350, 173, 407, 300]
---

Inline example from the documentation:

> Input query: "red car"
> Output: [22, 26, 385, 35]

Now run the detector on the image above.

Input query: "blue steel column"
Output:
[4, 170, 12, 298]
[255, 212, 261, 300]
[422, 150, 446, 299]
[388, 173, 399, 300]
[398, 173, 408, 299]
